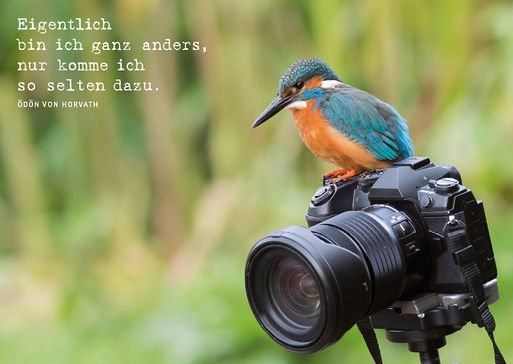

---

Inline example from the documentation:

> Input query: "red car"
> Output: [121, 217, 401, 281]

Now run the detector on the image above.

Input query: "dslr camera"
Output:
[245, 157, 504, 363]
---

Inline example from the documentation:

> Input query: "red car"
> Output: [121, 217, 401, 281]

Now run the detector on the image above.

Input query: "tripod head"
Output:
[370, 279, 499, 364]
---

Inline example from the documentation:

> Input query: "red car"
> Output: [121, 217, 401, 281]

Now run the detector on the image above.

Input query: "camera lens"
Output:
[268, 256, 320, 327]
[245, 245, 327, 349]
[245, 205, 422, 353]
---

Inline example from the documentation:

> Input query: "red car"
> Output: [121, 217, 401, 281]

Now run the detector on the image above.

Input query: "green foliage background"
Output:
[0, 0, 512, 363]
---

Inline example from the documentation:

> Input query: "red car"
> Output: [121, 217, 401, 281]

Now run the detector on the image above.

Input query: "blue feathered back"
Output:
[299, 84, 414, 161]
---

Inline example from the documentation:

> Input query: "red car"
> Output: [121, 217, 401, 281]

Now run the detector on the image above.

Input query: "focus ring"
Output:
[322, 211, 404, 312]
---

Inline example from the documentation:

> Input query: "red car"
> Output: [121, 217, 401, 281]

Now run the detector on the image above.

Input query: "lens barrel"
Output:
[245, 205, 418, 353]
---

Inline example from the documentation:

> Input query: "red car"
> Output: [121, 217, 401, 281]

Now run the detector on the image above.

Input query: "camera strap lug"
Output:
[444, 219, 506, 364]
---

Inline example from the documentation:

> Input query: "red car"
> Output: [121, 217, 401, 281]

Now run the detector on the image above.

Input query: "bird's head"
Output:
[252, 59, 340, 128]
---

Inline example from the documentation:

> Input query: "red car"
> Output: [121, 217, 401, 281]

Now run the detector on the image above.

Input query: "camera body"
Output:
[306, 157, 497, 300]
[245, 157, 500, 354]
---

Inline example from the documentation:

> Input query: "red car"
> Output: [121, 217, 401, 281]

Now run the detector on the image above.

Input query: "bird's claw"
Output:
[323, 169, 357, 184]
[323, 169, 347, 179]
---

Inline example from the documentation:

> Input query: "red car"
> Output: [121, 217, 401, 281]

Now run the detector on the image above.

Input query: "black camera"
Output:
[245, 157, 503, 362]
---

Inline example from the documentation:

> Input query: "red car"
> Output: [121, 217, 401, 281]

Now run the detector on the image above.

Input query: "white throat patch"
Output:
[285, 100, 307, 110]
[321, 80, 343, 89]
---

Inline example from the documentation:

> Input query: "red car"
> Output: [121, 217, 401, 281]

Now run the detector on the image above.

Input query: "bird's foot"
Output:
[324, 169, 347, 179]
[324, 169, 357, 184]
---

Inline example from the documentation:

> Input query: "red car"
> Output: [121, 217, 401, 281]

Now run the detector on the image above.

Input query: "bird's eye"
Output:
[294, 81, 304, 90]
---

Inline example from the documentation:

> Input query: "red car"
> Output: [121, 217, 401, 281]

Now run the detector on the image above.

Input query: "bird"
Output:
[252, 59, 414, 183]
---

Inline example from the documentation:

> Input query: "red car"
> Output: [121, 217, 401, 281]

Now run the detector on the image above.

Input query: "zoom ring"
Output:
[322, 211, 404, 312]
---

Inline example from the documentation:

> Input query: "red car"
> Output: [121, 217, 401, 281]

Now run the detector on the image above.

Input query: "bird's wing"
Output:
[317, 86, 414, 161]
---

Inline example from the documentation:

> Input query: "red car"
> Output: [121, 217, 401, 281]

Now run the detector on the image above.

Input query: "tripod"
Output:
[370, 298, 474, 364]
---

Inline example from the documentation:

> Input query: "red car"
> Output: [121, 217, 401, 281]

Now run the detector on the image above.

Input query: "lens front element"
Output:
[269, 257, 321, 328]
[245, 240, 330, 351]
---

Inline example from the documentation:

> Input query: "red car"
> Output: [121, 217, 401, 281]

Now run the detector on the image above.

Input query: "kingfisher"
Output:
[252, 59, 414, 183]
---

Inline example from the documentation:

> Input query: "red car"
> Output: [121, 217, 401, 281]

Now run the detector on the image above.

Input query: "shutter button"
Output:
[434, 178, 459, 194]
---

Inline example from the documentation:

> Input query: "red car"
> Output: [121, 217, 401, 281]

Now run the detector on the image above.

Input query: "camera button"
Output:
[311, 185, 335, 206]
[405, 241, 421, 255]
[392, 220, 414, 238]
[420, 195, 433, 208]
[434, 178, 459, 194]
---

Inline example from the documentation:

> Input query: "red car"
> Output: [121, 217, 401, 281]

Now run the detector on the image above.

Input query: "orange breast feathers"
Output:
[292, 100, 390, 173]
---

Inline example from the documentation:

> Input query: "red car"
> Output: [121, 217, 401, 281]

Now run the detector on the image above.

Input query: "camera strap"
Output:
[357, 318, 383, 364]
[446, 219, 506, 364]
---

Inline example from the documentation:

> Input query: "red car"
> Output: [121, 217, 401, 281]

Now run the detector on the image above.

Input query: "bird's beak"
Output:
[252, 95, 295, 128]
